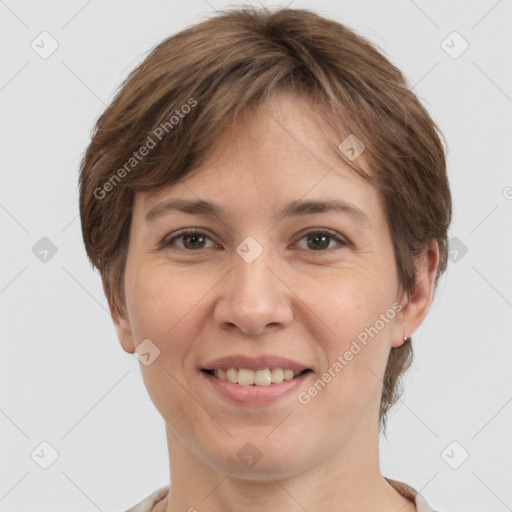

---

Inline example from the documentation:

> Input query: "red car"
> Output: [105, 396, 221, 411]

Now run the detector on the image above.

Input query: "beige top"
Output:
[124, 477, 439, 511]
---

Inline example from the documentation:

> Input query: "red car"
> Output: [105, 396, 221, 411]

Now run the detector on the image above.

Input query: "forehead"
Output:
[134, 90, 381, 221]
[202, 91, 356, 174]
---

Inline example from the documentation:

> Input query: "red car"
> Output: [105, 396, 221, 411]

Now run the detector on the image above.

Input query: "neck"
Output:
[161, 418, 415, 512]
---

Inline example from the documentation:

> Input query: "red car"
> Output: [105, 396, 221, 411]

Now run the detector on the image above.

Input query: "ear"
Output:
[101, 273, 135, 354]
[392, 240, 440, 348]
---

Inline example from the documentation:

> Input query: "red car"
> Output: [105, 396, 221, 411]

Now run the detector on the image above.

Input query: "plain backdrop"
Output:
[1, 1, 511, 511]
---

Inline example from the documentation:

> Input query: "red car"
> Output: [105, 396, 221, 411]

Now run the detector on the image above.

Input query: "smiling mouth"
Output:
[202, 367, 312, 386]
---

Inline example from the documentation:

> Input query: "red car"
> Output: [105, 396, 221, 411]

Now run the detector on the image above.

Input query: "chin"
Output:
[199, 434, 318, 481]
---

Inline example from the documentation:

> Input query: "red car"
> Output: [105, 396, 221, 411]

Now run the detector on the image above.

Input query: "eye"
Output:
[163, 229, 216, 250]
[161, 228, 349, 253]
[294, 229, 349, 252]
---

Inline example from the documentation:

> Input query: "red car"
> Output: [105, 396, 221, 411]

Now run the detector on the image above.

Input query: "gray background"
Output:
[1, 0, 511, 511]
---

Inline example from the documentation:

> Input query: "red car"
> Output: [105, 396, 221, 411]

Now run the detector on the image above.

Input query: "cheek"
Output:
[125, 271, 206, 422]
[303, 266, 395, 340]
[302, 270, 395, 404]
[125, 263, 204, 343]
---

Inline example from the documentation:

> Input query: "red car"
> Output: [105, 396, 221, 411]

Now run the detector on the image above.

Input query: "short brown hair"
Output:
[78, 6, 452, 431]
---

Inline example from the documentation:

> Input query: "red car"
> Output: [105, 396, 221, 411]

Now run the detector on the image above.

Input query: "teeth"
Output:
[226, 367, 238, 384]
[237, 368, 255, 386]
[212, 367, 305, 386]
[254, 369, 271, 386]
[270, 368, 284, 384]
[283, 369, 295, 381]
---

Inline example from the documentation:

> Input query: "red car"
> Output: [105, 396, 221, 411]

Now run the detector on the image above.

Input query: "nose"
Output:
[214, 247, 294, 336]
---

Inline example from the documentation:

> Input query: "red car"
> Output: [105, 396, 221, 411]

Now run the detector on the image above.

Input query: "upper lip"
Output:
[202, 355, 310, 372]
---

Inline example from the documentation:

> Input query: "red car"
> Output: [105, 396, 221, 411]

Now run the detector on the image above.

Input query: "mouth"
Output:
[201, 367, 312, 386]
[200, 354, 313, 404]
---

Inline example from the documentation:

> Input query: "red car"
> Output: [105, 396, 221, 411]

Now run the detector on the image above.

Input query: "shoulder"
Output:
[385, 477, 441, 512]
[123, 485, 169, 512]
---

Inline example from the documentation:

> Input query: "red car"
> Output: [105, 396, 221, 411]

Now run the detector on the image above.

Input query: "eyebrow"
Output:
[145, 198, 370, 226]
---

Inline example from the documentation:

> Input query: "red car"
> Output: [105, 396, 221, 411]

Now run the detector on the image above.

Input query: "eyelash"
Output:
[160, 228, 350, 254]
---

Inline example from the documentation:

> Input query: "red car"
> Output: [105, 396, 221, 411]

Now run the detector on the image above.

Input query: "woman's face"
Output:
[113, 91, 425, 479]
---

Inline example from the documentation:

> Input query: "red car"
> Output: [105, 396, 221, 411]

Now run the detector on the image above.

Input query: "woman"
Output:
[79, 6, 451, 512]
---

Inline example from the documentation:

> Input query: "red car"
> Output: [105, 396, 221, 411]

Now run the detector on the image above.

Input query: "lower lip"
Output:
[201, 371, 311, 405]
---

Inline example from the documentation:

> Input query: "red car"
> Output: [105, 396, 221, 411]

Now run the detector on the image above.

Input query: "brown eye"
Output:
[295, 229, 348, 252]
[165, 230, 215, 250]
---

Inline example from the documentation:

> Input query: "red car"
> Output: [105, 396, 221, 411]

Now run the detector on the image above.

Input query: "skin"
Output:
[104, 90, 439, 512]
